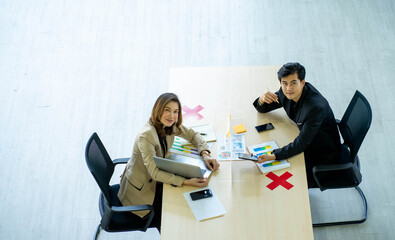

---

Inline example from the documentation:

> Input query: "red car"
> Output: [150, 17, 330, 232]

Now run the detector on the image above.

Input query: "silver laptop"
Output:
[153, 155, 212, 178]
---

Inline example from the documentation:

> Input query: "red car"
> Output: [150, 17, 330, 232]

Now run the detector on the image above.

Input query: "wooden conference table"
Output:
[161, 66, 313, 240]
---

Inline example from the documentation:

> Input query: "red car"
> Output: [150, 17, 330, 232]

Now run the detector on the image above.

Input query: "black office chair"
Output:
[85, 132, 156, 239]
[311, 90, 372, 227]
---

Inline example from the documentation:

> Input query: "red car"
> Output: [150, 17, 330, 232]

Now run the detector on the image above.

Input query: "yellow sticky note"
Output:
[233, 124, 247, 134]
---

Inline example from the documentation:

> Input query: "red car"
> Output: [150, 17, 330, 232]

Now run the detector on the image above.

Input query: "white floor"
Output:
[1, 1, 394, 239]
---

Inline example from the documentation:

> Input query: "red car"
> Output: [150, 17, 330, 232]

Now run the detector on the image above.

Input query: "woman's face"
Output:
[160, 101, 179, 128]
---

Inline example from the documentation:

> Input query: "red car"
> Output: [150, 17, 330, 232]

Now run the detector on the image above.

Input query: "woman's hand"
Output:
[183, 178, 209, 187]
[202, 153, 220, 171]
[257, 154, 276, 163]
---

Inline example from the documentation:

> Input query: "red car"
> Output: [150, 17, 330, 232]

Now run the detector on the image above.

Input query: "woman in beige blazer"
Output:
[118, 92, 219, 232]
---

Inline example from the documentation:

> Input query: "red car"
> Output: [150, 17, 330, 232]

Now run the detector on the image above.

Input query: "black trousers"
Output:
[150, 182, 163, 232]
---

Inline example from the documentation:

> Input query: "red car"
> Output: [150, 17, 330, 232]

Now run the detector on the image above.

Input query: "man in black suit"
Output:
[253, 62, 341, 188]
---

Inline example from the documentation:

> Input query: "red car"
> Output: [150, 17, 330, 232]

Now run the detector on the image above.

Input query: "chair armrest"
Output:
[113, 158, 129, 165]
[101, 203, 155, 231]
[313, 161, 361, 191]
[111, 204, 156, 232]
[313, 162, 354, 173]
[112, 204, 154, 213]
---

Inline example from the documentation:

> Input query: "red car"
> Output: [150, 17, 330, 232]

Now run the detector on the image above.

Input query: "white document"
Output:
[248, 141, 291, 174]
[216, 134, 246, 160]
[183, 187, 226, 222]
[170, 136, 202, 159]
[256, 159, 291, 174]
[170, 137, 216, 159]
[230, 133, 246, 153]
[247, 140, 278, 156]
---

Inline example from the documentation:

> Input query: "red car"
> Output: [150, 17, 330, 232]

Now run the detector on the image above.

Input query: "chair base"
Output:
[93, 224, 101, 240]
[313, 186, 367, 228]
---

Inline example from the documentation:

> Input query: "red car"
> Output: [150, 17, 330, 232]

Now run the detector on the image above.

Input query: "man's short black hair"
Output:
[277, 62, 306, 81]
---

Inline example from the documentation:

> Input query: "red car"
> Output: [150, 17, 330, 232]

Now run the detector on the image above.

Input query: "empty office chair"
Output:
[85, 132, 156, 239]
[311, 90, 371, 227]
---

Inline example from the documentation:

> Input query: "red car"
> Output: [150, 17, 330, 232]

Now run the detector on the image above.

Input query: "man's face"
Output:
[280, 73, 305, 102]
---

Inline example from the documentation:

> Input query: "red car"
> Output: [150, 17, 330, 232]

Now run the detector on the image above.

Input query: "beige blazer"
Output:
[117, 121, 209, 218]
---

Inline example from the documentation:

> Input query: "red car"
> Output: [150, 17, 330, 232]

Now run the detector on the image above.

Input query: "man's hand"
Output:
[259, 91, 279, 104]
[257, 154, 276, 163]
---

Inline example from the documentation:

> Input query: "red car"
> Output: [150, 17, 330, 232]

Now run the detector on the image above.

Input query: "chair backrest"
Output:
[338, 91, 372, 162]
[85, 132, 115, 205]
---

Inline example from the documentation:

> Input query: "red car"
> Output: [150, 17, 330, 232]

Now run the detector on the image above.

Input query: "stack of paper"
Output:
[179, 124, 216, 145]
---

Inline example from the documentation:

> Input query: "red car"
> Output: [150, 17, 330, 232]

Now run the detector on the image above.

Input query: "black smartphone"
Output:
[255, 123, 274, 133]
[238, 153, 258, 161]
[190, 189, 213, 201]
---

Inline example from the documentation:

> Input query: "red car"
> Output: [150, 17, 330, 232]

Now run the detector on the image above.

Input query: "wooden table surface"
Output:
[161, 66, 313, 240]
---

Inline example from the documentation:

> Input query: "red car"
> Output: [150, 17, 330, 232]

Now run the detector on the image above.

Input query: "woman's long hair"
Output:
[149, 93, 183, 137]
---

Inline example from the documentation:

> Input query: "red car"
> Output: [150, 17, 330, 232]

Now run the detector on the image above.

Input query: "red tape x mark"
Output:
[182, 105, 204, 120]
[266, 171, 294, 190]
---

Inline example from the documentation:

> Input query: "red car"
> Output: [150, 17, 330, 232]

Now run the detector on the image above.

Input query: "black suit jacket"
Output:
[253, 82, 341, 171]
